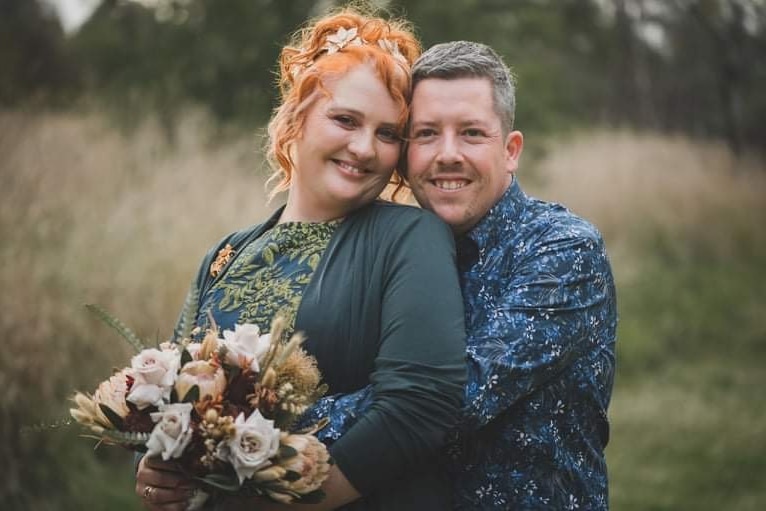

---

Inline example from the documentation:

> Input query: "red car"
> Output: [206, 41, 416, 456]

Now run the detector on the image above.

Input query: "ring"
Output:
[143, 485, 155, 500]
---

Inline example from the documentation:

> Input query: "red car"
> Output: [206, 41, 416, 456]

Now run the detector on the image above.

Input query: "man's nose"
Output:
[435, 133, 463, 166]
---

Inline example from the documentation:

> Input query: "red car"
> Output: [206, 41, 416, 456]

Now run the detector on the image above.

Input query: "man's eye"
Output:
[463, 129, 485, 137]
[377, 129, 401, 143]
[412, 129, 436, 139]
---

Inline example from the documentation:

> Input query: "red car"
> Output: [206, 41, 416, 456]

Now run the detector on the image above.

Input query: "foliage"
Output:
[3, 111, 764, 508]
[69, 0, 318, 132]
[0, 0, 80, 107]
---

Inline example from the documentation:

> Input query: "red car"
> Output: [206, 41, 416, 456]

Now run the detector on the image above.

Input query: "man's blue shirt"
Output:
[298, 180, 617, 510]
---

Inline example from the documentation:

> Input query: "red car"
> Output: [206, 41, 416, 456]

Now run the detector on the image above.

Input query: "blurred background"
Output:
[1, 0, 764, 509]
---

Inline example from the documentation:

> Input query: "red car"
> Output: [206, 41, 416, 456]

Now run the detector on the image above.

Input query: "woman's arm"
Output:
[326, 210, 467, 495]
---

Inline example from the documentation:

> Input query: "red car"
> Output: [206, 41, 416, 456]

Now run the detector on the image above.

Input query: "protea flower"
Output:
[70, 369, 133, 432]
[259, 433, 331, 502]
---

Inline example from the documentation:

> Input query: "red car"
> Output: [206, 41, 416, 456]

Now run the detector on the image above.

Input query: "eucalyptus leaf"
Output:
[181, 347, 193, 366]
[278, 444, 298, 460]
[196, 473, 240, 492]
[283, 470, 301, 482]
[98, 404, 125, 430]
[297, 489, 326, 504]
[181, 385, 200, 403]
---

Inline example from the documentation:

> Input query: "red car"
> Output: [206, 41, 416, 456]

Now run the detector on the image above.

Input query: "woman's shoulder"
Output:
[356, 200, 450, 232]
[344, 201, 455, 252]
[207, 208, 283, 254]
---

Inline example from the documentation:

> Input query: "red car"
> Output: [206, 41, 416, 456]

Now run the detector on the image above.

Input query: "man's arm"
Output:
[462, 229, 617, 430]
[295, 387, 373, 443]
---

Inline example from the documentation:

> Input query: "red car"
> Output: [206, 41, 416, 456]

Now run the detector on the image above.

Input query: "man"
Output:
[405, 41, 617, 510]
[303, 41, 617, 510]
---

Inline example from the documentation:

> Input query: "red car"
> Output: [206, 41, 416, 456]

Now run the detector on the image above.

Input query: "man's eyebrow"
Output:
[409, 120, 438, 126]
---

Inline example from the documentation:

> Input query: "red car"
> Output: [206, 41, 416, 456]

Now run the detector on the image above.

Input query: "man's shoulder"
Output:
[524, 196, 605, 248]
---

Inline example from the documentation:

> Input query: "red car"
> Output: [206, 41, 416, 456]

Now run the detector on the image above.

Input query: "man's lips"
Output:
[431, 178, 470, 190]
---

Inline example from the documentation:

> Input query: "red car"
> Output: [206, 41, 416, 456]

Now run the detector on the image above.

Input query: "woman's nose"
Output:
[348, 131, 376, 162]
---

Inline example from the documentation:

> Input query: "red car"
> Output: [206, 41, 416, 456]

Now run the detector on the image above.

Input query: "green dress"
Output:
[202, 220, 340, 339]
[181, 201, 467, 510]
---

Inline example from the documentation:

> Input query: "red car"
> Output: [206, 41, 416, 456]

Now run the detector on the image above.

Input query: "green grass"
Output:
[1, 113, 764, 509]
[605, 218, 766, 510]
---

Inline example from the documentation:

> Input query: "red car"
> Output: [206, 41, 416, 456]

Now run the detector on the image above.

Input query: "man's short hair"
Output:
[412, 41, 516, 133]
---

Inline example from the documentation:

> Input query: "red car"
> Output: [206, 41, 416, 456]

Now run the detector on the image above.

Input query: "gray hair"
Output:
[412, 41, 517, 133]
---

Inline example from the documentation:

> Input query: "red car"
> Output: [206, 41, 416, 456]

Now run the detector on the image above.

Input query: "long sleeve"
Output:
[326, 211, 467, 495]
[461, 226, 616, 430]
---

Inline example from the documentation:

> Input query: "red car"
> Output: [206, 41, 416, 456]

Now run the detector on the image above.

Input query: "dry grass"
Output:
[1, 112, 764, 509]
[0, 109, 274, 508]
[526, 131, 766, 281]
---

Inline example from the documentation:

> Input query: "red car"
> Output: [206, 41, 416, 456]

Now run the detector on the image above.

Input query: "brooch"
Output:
[209, 244, 236, 278]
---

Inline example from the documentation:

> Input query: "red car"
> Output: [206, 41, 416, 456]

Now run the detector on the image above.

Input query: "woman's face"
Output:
[286, 63, 403, 222]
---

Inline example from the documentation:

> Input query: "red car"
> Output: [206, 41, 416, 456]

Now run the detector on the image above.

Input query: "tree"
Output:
[0, 0, 80, 107]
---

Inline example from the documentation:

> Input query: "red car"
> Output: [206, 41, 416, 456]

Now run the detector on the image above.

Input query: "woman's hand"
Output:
[136, 455, 199, 511]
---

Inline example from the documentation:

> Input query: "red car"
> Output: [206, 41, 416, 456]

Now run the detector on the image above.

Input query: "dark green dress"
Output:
[180, 201, 467, 510]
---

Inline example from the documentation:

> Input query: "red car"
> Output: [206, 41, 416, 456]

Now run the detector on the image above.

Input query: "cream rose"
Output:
[174, 360, 226, 404]
[127, 347, 180, 409]
[221, 324, 271, 372]
[146, 402, 194, 460]
[215, 410, 280, 483]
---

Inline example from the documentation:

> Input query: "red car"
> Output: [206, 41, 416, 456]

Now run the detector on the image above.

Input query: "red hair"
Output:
[266, 9, 421, 201]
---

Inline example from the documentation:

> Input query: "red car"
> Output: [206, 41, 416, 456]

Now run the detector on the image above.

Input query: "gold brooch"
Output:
[209, 244, 236, 278]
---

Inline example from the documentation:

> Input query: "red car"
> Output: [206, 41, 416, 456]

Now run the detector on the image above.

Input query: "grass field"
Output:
[1, 111, 764, 510]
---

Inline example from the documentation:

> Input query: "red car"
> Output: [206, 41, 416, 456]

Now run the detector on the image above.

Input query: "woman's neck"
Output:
[279, 194, 347, 224]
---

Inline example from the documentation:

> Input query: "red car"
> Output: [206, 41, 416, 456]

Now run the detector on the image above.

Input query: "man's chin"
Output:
[426, 204, 470, 233]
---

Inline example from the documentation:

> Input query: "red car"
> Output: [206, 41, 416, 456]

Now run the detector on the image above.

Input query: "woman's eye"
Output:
[334, 115, 356, 127]
[377, 128, 401, 143]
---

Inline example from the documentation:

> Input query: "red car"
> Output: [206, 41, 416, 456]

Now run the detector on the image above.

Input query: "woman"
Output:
[135, 9, 466, 511]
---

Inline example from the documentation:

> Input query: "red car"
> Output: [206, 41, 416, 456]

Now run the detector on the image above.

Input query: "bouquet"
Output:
[69, 304, 331, 509]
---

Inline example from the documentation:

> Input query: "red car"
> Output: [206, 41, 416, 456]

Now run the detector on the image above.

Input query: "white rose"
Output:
[221, 324, 271, 372]
[216, 410, 280, 484]
[146, 402, 194, 460]
[127, 347, 180, 409]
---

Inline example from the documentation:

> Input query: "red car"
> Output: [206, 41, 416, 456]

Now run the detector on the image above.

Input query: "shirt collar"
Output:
[456, 178, 526, 268]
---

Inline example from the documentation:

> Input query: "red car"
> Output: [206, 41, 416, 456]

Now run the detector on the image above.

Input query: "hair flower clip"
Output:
[323, 27, 363, 54]
[378, 39, 407, 65]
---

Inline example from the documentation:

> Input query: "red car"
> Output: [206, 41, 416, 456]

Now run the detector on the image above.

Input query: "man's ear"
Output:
[505, 130, 524, 174]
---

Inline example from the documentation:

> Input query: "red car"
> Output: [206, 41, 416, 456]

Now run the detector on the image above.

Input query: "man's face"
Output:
[406, 77, 523, 235]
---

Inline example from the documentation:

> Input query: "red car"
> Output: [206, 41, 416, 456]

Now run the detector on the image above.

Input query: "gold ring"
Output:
[143, 485, 155, 500]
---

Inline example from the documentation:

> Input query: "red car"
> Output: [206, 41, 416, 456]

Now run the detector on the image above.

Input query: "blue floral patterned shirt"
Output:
[298, 179, 617, 510]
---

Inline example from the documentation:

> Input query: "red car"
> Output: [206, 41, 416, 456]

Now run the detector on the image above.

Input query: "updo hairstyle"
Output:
[267, 9, 421, 200]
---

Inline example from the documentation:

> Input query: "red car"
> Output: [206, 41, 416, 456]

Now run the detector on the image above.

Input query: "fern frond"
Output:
[85, 304, 146, 353]
[175, 286, 200, 341]
[98, 429, 151, 446]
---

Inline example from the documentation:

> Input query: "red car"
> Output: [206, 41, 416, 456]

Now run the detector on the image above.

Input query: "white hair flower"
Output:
[378, 39, 407, 65]
[323, 27, 363, 54]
